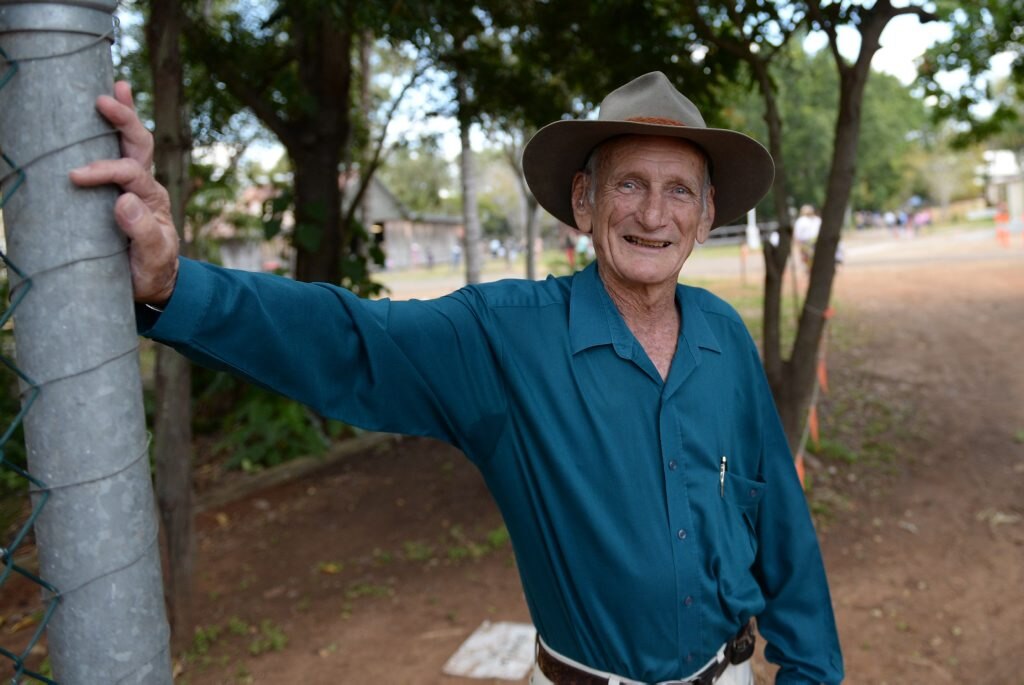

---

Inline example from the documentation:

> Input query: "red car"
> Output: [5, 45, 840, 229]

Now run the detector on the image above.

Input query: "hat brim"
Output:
[523, 120, 775, 230]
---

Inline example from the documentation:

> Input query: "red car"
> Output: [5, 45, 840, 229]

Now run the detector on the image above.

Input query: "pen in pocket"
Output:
[719, 455, 727, 497]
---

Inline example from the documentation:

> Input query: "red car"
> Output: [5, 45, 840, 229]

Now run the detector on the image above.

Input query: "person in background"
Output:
[793, 203, 821, 269]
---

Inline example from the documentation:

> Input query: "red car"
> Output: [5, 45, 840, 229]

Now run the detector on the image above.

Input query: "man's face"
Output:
[571, 136, 715, 299]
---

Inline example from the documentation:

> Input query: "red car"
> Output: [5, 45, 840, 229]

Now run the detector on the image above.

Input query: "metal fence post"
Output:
[0, 1, 172, 682]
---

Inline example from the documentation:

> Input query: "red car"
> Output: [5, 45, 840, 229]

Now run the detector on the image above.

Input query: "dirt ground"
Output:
[3, 228, 1023, 684]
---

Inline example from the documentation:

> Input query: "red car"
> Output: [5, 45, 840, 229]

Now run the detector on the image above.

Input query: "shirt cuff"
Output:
[135, 257, 214, 343]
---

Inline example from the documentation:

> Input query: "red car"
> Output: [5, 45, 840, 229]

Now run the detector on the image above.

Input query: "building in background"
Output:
[983, 149, 1024, 232]
[201, 175, 465, 275]
[346, 176, 463, 271]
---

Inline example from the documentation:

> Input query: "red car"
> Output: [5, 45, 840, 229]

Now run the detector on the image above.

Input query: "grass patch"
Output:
[445, 524, 511, 561]
[247, 619, 288, 656]
[809, 438, 859, 464]
[180, 616, 290, 675]
[345, 581, 394, 600]
[402, 540, 435, 562]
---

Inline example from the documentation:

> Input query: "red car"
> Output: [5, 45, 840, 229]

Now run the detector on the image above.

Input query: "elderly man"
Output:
[72, 72, 843, 684]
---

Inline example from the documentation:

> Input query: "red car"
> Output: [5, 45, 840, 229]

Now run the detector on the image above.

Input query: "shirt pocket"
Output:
[720, 472, 766, 567]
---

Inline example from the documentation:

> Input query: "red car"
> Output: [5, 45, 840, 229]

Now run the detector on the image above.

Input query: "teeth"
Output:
[625, 236, 671, 248]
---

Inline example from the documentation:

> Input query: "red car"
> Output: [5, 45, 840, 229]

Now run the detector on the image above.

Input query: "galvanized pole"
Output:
[0, 2, 172, 683]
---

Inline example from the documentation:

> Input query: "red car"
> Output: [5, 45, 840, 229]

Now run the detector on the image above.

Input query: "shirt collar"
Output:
[678, 285, 722, 357]
[569, 262, 722, 359]
[569, 262, 634, 358]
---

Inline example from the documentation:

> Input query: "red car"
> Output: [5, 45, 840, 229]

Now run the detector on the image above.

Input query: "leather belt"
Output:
[536, 621, 756, 685]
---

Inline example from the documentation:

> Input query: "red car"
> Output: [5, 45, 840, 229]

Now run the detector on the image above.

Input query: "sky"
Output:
[805, 12, 949, 86]
[805, 12, 1012, 89]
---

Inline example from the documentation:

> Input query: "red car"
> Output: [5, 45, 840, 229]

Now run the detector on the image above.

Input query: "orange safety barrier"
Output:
[995, 211, 1011, 248]
[808, 404, 820, 446]
[816, 357, 829, 395]
[797, 306, 835, 490]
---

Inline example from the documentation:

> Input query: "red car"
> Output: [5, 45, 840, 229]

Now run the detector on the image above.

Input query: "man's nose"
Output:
[637, 191, 668, 229]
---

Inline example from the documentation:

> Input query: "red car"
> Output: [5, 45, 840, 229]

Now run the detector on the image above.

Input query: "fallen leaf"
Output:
[6, 613, 39, 634]
[976, 509, 1023, 526]
[897, 520, 919, 534]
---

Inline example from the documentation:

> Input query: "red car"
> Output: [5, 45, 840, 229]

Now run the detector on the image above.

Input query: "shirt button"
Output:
[685, 653, 694, 663]
[668, 460, 678, 470]
[683, 595, 693, 607]
[749, 489, 758, 499]
[677, 529, 687, 540]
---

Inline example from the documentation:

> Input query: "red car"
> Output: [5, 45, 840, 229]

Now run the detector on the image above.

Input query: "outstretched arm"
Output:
[69, 81, 179, 305]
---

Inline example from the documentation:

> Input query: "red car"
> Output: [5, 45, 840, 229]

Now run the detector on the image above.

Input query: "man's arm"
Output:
[750, 352, 845, 684]
[142, 257, 508, 451]
[69, 81, 179, 305]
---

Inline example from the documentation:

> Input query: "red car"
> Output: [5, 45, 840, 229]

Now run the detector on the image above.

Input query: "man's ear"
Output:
[696, 185, 715, 244]
[570, 172, 593, 234]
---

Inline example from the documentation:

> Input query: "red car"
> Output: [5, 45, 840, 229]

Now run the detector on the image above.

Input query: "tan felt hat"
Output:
[523, 71, 775, 230]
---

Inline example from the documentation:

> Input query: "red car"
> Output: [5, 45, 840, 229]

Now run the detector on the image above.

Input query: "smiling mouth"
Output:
[624, 236, 672, 248]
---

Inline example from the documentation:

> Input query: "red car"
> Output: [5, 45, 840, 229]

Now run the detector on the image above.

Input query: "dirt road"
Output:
[818, 230, 1024, 684]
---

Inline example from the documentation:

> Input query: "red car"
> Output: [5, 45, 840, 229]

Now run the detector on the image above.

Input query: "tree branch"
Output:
[805, 0, 845, 72]
[182, 24, 299, 150]
[343, 62, 429, 227]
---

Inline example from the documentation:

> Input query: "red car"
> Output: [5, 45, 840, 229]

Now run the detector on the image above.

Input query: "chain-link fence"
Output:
[1, 49, 60, 680]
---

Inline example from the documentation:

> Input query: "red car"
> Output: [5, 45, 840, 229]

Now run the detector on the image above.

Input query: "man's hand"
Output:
[69, 81, 179, 305]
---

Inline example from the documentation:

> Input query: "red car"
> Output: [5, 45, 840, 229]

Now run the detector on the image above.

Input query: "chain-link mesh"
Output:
[0, 47, 61, 685]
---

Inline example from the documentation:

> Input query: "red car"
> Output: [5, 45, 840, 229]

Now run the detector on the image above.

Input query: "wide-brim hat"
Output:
[523, 71, 775, 230]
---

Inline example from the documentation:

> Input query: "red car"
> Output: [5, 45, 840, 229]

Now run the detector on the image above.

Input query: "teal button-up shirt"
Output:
[143, 257, 843, 683]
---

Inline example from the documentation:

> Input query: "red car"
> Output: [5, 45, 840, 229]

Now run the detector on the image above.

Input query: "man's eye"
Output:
[620, 180, 637, 191]
[673, 186, 692, 196]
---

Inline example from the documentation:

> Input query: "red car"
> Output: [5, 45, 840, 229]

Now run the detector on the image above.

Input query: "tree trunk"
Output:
[347, 29, 374, 266]
[184, 11, 354, 285]
[752, 58, 794, 394]
[506, 129, 540, 281]
[290, 17, 352, 284]
[292, 147, 344, 284]
[524, 196, 540, 281]
[356, 30, 372, 229]
[774, 11, 891, 452]
[456, 75, 483, 285]
[146, 0, 194, 640]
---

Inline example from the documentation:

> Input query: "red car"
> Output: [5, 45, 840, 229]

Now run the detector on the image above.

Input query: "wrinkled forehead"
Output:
[587, 134, 711, 178]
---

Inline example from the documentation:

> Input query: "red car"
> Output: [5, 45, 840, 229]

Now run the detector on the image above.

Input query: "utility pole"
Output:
[0, 2, 172, 682]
